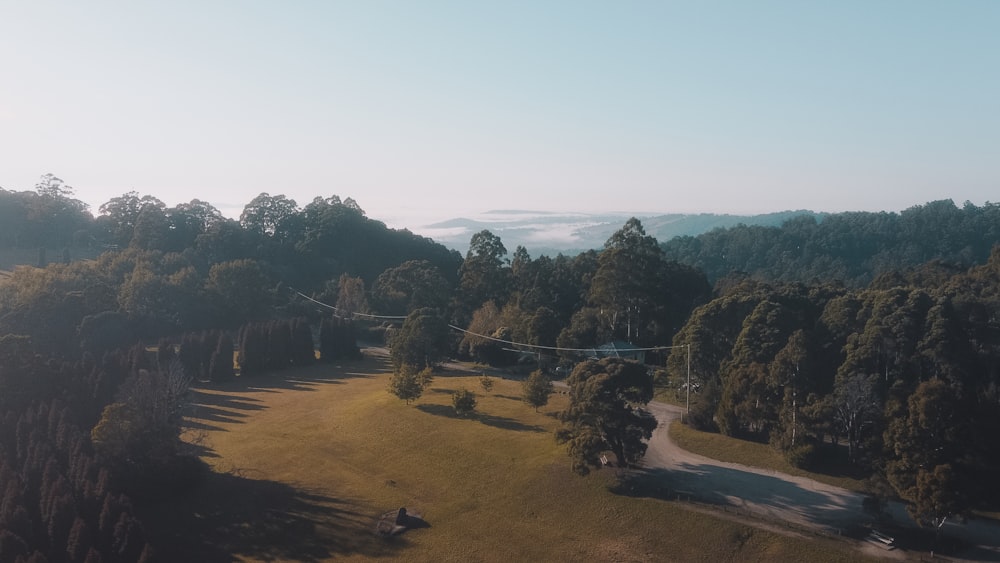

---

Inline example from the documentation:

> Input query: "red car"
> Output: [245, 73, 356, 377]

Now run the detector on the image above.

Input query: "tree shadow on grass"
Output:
[189, 390, 268, 411]
[184, 361, 383, 430]
[138, 469, 405, 562]
[415, 403, 545, 433]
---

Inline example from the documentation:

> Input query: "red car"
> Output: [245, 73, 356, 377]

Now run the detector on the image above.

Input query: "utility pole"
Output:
[686, 343, 691, 415]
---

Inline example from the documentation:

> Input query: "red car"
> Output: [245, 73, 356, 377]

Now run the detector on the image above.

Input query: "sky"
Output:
[1, 1, 998, 231]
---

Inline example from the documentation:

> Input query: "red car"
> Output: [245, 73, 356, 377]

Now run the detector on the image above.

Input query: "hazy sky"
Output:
[2, 1, 998, 229]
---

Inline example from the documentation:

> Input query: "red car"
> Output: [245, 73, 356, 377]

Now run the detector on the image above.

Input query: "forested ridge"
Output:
[662, 199, 1000, 286]
[2, 176, 1000, 559]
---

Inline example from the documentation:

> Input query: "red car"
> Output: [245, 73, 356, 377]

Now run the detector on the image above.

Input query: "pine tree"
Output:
[290, 318, 315, 366]
[65, 517, 92, 563]
[209, 333, 235, 383]
[155, 339, 175, 373]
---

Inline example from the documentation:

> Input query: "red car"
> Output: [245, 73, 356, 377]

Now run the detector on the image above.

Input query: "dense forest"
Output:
[2, 175, 1000, 559]
[663, 199, 1000, 286]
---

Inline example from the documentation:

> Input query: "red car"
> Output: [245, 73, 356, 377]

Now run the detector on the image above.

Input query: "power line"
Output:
[289, 288, 407, 320]
[290, 287, 687, 356]
[448, 323, 675, 354]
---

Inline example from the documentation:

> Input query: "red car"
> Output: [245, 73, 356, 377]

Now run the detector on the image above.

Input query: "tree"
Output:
[388, 364, 432, 404]
[588, 218, 709, 345]
[389, 308, 450, 370]
[460, 301, 511, 365]
[832, 373, 880, 464]
[527, 306, 560, 348]
[884, 378, 975, 532]
[452, 388, 477, 416]
[457, 230, 511, 318]
[239, 192, 299, 239]
[205, 259, 273, 326]
[479, 375, 494, 394]
[556, 358, 658, 475]
[91, 363, 191, 471]
[208, 333, 235, 383]
[167, 200, 222, 242]
[319, 317, 359, 362]
[335, 274, 368, 317]
[522, 370, 554, 412]
[98, 191, 165, 247]
[371, 260, 451, 316]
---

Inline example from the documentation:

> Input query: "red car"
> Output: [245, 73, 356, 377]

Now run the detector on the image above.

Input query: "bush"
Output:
[783, 442, 820, 470]
[452, 388, 477, 416]
[479, 375, 494, 393]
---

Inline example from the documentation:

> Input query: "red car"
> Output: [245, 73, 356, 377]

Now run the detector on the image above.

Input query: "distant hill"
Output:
[416, 209, 824, 256]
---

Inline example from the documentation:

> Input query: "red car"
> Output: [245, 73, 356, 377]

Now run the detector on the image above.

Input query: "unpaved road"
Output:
[640, 401, 1000, 560]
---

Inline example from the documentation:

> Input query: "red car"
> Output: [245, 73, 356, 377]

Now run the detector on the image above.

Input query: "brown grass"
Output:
[141, 353, 884, 562]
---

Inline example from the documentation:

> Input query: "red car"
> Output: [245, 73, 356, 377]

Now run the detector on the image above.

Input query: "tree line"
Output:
[665, 252, 1000, 527]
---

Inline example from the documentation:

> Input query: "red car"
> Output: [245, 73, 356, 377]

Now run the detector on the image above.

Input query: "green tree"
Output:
[884, 378, 974, 532]
[460, 301, 510, 365]
[389, 308, 450, 370]
[98, 191, 165, 247]
[91, 363, 190, 470]
[388, 364, 432, 404]
[557, 358, 658, 475]
[522, 369, 554, 412]
[164, 199, 223, 251]
[527, 306, 560, 348]
[371, 260, 451, 316]
[335, 274, 369, 317]
[457, 230, 511, 318]
[239, 192, 299, 239]
[588, 218, 708, 346]
[588, 218, 664, 342]
[205, 259, 273, 326]
[452, 388, 477, 416]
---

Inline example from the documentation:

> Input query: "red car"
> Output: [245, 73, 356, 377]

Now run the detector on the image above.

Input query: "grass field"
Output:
[141, 353, 884, 562]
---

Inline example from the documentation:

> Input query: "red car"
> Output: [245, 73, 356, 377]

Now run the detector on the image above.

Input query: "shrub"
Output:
[452, 388, 477, 416]
[479, 375, 494, 394]
[783, 442, 820, 470]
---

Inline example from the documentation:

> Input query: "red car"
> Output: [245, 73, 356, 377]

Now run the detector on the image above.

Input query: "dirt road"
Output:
[639, 400, 1000, 560]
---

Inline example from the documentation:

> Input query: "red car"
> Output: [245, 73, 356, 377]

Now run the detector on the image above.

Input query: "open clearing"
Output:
[143, 352, 885, 562]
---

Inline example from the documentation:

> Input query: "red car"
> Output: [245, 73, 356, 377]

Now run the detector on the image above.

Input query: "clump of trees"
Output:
[0, 340, 168, 562]
[666, 249, 1000, 527]
[237, 318, 317, 376]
